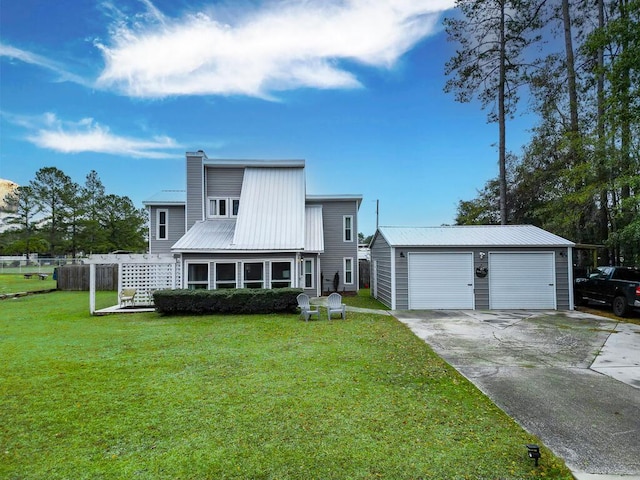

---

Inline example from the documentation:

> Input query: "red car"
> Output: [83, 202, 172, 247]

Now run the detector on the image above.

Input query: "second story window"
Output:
[343, 215, 353, 242]
[208, 197, 240, 218]
[157, 209, 168, 240]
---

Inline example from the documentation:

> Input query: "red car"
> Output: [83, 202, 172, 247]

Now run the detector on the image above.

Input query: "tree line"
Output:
[1, 167, 147, 257]
[446, 0, 639, 266]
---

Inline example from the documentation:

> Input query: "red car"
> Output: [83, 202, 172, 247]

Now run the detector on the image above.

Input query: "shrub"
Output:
[153, 288, 302, 315]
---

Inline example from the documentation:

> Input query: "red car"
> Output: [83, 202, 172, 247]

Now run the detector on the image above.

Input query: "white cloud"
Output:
[96, 0, 455, 98]
[0, 43, 90, 87]
[17, 113, 181, 159]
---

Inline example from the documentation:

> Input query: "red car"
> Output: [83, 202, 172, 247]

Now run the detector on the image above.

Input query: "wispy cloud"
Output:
[2, 111, 181, 158]
[0, 43, 91, 87]
[96, 0, 455, 98]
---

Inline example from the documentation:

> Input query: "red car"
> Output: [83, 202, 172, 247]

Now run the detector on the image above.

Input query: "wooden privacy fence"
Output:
[57, 264, 118, 291]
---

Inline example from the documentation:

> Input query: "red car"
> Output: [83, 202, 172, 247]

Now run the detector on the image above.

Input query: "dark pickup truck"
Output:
[574, 266, 640, 317]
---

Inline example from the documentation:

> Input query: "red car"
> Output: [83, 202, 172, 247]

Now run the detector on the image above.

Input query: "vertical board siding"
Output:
[186, 154, 204, 229]
[57, 264, 117, 291]
[370, 234, 392, 308]
[555, 249, 570, 309]
[149, 206, 186, 254]
[308, 200, 359, 293]
[206, 167, 244, 197]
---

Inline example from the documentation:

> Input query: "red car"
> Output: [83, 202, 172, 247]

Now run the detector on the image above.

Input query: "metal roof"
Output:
[142, 190, 186, 205]
[306, 194, 363, 209]
[305, 205, 324, 253]
[232, 167, 306, 249]
[171, 219, 236, 252]
[204, 159, 305, 168]
[377, 225, 575, 248]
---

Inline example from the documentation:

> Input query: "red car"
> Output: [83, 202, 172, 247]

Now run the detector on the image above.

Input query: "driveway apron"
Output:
[392, 310, 640, 478]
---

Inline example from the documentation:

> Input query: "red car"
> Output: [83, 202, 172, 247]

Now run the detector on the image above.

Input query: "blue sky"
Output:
[0, 0, 535, 236]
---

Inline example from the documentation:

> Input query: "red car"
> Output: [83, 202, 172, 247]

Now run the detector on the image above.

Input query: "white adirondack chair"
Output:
[296, 293, 319, 321]
[327, 292, 346, 320]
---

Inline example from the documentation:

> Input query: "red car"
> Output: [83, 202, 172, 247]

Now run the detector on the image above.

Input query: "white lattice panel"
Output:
[120, 262, 177, 306]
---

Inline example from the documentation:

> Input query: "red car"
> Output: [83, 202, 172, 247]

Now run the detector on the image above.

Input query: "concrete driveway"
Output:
[392, 309, 640, 479]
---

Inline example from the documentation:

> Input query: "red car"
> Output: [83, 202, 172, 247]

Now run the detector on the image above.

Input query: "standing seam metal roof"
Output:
[378, 225, 575, 247]
[232, 167, 306, 249]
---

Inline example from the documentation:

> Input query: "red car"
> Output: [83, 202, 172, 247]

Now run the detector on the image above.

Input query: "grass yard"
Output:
[1, 292, 572, 479]
[0, 273, 57, 294]
[341, 288, 390, 310]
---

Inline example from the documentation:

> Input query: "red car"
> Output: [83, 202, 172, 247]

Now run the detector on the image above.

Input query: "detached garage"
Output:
[370, 225, 575, 311]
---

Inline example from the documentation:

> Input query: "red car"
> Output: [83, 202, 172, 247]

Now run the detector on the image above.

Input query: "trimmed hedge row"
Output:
[153, 288, 303, 315]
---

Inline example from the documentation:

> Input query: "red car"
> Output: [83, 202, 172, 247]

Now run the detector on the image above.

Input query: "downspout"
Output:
[390, 247, 396, 310]
[567, 247, 574, 310]
[317, 256, 321, 297]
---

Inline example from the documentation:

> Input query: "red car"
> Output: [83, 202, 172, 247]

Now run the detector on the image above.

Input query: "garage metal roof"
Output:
[377, 225, 575, 248]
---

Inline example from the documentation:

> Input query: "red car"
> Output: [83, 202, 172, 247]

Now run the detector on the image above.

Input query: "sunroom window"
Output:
[215, 263, 236, 289]
[187, 263, 209, 289]
[243, 262, 264, 289]
[271, 262, 292, 288]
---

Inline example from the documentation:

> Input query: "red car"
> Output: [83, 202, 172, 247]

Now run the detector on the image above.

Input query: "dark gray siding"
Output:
[186, 153, 204, 229]
[205, 167, 244, 197]
[370, 234, 392, 308]
[394, 246, 571, 310]
[148, 205, 186, 254]
[308, 199, 359, 293]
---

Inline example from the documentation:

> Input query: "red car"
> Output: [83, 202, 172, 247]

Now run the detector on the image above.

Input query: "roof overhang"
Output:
[306, 194, 363, 209]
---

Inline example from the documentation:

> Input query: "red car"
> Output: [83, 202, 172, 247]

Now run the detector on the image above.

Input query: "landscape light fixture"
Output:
[526, 444, 541, 467]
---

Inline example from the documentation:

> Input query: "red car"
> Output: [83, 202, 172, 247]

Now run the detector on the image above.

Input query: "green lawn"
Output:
[1, 292, 572, 479]
[0, 273, 57, 294]
[342, 288, 390, 310]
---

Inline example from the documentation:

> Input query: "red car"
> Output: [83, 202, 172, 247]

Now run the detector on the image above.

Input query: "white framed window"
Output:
[156, 209, 168, 240]
[215, 262, 237, 289]
[208, 197, 240, 218]
[343, 215, 353, 242]
[303, 259, 314, 289]
[187, 263, 209, 289]
[243, 262, 264, 289]
[231, 198, 240, 217]
[208, 198, 227, 218]
[271, 261, 292, 288]
[344, 257, 354, 285]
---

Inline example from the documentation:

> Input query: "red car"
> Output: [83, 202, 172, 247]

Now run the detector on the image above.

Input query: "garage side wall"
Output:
[393, 246, 571, 310]
[370, 235, 392, 308]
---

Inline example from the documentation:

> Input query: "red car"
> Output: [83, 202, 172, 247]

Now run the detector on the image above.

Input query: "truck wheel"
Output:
[612, 296, 629, 317]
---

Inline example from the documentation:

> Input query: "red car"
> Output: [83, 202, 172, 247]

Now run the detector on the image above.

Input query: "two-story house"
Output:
[143, 151, 362, 296]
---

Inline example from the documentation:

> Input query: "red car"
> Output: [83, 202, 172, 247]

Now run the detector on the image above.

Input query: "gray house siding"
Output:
[148, 205, 186, 254]
[375, 244, 571, 310]
[205, 167, 244, 197]
[186, 153, 204, 229]
[307, 199, 359, 293]
[370, 234, 392, 308]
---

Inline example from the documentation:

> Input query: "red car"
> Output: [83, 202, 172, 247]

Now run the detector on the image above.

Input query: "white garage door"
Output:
[489, 252, 556, 309]
[408, 253, 474, 309]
